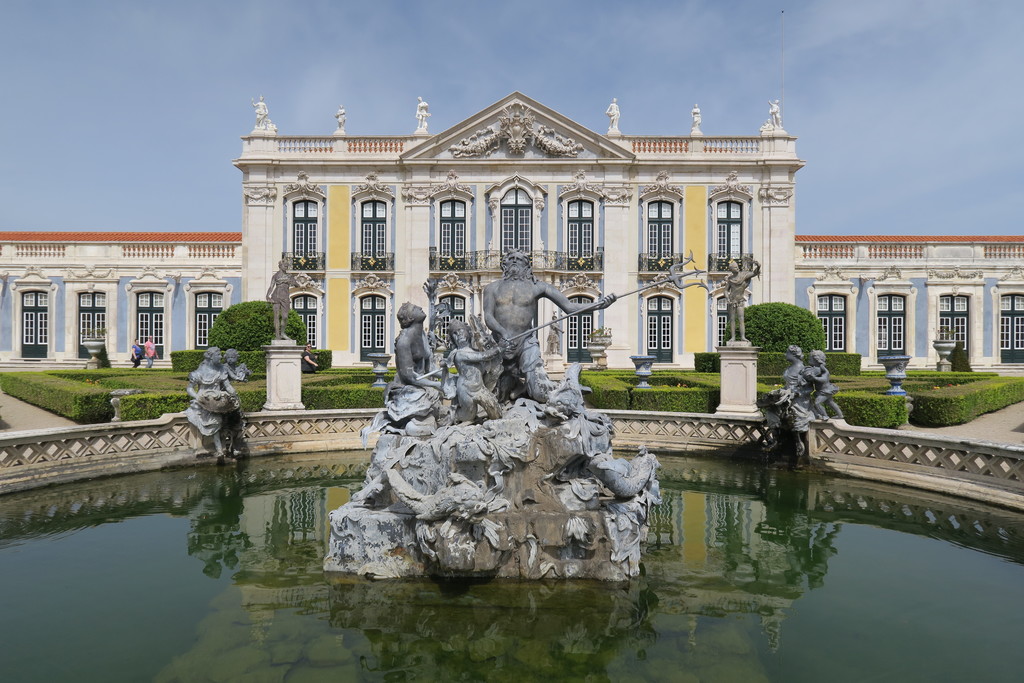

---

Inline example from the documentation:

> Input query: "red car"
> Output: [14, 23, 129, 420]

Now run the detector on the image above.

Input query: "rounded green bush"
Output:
[208, 301, 306, 351]
[744, 302, 826, 353]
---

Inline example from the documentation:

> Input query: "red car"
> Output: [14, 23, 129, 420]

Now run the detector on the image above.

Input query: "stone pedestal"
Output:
[263, 340, 305, 411]
[716, 342, 761, 415]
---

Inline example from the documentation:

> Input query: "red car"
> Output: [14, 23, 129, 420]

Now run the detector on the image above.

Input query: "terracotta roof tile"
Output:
[0, 231, 241, 243]
[796, 235, 1024, 243]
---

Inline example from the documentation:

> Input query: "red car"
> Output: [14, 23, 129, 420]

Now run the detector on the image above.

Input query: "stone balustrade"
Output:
[3, 408, 1021, 511]
[797, 238, 1024, 263]
[0, 240, 238, 263]
[628, 136, 764, 156]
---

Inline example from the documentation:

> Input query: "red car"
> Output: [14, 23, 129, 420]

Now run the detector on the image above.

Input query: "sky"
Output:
[2, 0, 1021, 236]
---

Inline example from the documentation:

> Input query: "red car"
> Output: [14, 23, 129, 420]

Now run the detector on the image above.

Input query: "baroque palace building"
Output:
[2, 92, 1021, 370]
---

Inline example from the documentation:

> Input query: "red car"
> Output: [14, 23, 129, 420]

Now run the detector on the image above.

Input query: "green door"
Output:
[21, 291, 48, 359]
[1000, 295, 1024, 363]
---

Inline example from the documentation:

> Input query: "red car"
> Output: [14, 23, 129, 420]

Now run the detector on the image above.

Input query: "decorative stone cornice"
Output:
[448, 103, 583, 159]
[429, 170, 474, 200]
[817, 265, 847, 282]
[876, 266, 903, 281]
[639, 171, 684, 201]
[352, 273, 393, 295]
[353, 172, 395, 201]
[401, 185, 433, 205]
[758, 185, 793, 207]
[709, 171, 753, 202]
[65, 266, 115, 280]
[1000, 266, 1024, 281]
[283, 171, 325, 200]
[243, 185, 277, 206]
[436, 272, 471, 292]
[559, 274, 599, 294]
[928, 266, 983, 280]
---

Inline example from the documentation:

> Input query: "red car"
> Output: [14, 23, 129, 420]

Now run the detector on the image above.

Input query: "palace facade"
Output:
[3, 92, 1021, 371]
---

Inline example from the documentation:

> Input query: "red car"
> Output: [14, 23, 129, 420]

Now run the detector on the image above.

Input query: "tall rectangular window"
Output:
[817, 295, 846, 352]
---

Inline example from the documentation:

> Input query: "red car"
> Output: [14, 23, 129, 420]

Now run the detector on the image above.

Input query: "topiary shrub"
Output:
[949, 341, 973, 372]
[208, 301, 306, 351]
[744, 302, 826, 353]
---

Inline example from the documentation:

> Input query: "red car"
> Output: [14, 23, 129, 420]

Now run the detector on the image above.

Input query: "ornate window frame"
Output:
[486, 174, 546, 251]
[806, 278, 858, 354]
[184, 270, 233, 350]
[283, 171, 326, 256]
[867, 281, 916, 360]
[10, 268, 57, 360]
[126, 270, 174, 354]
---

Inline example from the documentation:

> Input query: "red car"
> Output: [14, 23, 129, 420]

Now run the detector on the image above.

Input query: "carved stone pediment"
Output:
[65, 266, 115, 280]
[758, 185, 793, 207]
[402, 92, 634, 163]
[639, 171, 684, 201]
[876, 266, 903, 281]
[283, 171, 325, 200]
[817, 265, 847, 282]
[352, 273, 393, 295]
[709, 171, 753, 202]
[559, 274, 599, 294]
[1000, 266, 1024, 281]
[353, 172, 395, 201]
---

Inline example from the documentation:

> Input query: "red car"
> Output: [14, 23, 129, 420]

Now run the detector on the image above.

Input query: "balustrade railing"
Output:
[351, 252, 395, 271]
[15, 244, 66, 258]
[984, 245, 1024, 259]
[631, 138, 689, 154]
[345, 138, 406, 154]
[868, 244, 924, 259]
[638, 253, 691, 272]
[798, 243, 856, 259]
[707, 253, 754, 272]
[427, 248, 604, 272]
[283, 252, 326, 271]
[123, 244, 174, 259]
[702, 138, 761, 154]
[189, 244, 237, 259]
[277, 137, 335, 153]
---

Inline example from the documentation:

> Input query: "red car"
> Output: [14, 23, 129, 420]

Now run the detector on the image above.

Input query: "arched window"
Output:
[567, 295, 594, 363]
[1000, 294, 1024, 363]
[361, 201, 387, 257]
[817, 295, 846, 352]
[293, 295, 318, 348]
[646, 296, 674, 363]
[716, 201, 742, 260]
[501, 189, 532, 251]
[77, 292, 106, 359]
[194, 292, 223, 349]
[647, 201, 673, 258]
[567, 200, 594, 258]
[939, 295, 969, 352]
[360, 295, 387, 361]
[292, 200, 319, 256]
[876, 294, 905, 357]
[21, 291, 48, 359]
[137, 292, 165, 357]
[439, 200, 466, 258]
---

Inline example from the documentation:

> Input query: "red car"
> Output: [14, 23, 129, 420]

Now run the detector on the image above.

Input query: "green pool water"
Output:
[1, 452, 1023, 682]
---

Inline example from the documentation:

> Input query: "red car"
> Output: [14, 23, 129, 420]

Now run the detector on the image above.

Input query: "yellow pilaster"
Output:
[682, 492, 708, 566]
[327, 185, 350, 270]
[684, 185, 709, 352]
[327, 277, 349, 351]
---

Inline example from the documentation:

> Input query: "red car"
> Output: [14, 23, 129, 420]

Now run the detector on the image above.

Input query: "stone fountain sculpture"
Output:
[757, 346, 842, 466]
[324, 250, 703, 580]
[185, 347, 251, 463]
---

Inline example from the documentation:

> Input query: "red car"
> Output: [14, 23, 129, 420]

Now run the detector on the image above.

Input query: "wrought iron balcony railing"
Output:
[283, 252, 326, 271]
[351, 252, 395, 271]
[638, 253, 691, 272]
[706, 253, 754, 273]
[428, 248, 604, 273]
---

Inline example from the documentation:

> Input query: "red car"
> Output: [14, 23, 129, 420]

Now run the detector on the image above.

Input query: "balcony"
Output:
[428, 248, 604, 273]
[706, 253, 753, 273]
[351, 252, 395, 271]
[283, 252, 326, 271]
[638, 253, 692, 272]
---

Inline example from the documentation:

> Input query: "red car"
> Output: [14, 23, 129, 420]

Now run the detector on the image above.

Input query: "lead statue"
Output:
[715, 258, 761, 343]
[483, 249, 616, 402]
[266, 259, 298, 340]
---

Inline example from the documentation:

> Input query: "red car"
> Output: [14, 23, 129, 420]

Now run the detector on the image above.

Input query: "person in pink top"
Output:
[144, 337, 157, 368]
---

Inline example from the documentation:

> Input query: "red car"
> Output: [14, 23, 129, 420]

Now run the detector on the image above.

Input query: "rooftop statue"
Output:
[605, 97, 620, 134]
[251, 95, 277, 132]
[415, 96, 430, 133]
[334, 104, 346, 134]
[691, 103, 702, 135]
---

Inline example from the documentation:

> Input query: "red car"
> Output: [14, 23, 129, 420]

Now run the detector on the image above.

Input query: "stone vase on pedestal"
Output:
[629, 355, 657, 389]
[933, 339, 956, 372]
[367, 353, 392, 388]
[879, 355, 912, 395]
[82, 339, 105, 370]
[716, 342, 761, 415]
[263, 340, 305, 410]
[587, 331, 612, 370]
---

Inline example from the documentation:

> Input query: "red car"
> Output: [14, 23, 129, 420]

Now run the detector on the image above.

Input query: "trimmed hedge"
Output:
[833, 391, 908, 429]
[694, 352, 862, 377]
[208, 300, 307, 350]
[0, 372, 113, 423]
[909, 377, 1024, 427]
[170, 349, 333, 374]
[744, 302, 827, 352]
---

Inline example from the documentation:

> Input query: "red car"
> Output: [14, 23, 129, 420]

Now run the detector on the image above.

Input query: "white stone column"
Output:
[716, 343, 761, 415]
[602, 199, 635, 368]
[263, 340, 305, 410]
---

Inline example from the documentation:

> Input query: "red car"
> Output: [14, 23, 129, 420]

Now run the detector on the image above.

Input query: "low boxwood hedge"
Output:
[695, 352, 861, 376]
[0, 372, 113, 423]
[171, 349, 333, 374]
[834, 391, 908, 429]
[909, 377, 1024, 427]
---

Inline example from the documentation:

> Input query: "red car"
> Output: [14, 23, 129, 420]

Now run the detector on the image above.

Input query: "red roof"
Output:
[796, 235, 1023, 243]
